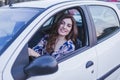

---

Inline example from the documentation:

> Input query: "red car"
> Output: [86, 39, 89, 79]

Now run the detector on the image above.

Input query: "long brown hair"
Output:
[46, 14, 78, 53]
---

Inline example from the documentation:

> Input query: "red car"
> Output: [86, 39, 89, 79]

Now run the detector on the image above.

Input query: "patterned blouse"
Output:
[33, 35, 75, 59]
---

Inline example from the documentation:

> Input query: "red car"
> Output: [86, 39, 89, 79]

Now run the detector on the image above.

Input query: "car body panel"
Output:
[96, 31, 120, 79]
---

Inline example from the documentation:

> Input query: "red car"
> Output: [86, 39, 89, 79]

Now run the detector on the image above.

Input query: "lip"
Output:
[60, 28, 67, 33]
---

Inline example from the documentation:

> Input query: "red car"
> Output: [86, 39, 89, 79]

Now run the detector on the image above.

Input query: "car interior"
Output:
[28, 8, 86, 51]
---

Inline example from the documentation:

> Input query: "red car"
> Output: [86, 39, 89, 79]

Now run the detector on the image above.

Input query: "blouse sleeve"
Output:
[32, 35, 48, 55]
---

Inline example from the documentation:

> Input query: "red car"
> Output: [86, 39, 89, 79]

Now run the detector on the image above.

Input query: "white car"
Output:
[0, 0, 120, 80]
[111, 2, 120, 10]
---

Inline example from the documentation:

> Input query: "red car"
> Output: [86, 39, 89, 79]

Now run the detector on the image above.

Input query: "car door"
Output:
[27, 5, 98, 80]
[28, 48, 97, 80]
[88, 5, 120, 80]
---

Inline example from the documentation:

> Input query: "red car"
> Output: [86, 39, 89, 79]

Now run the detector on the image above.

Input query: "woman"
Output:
[28, 14, 78, 59]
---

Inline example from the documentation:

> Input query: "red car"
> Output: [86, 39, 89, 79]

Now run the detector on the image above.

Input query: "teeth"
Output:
[61, 29, 66, 32]
[62, 30, 65, 33]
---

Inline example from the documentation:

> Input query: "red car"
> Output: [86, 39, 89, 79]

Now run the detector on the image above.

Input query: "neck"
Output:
[57, 35, 66, 40]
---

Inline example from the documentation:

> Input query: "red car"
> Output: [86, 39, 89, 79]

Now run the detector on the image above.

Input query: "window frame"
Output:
[28, 6, 90, 62]
[87, 5, 120, 43]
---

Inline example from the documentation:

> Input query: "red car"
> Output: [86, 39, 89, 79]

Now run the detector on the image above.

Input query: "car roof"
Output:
[5, 0, 115, 9]
[10, 0, 72, 8]
[109, 2, 120, 4]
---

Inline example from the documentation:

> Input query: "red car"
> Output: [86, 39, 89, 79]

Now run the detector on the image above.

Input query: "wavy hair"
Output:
[46, 14, 78, 53]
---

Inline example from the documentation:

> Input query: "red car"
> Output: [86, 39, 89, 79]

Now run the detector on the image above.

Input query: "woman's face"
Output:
[58, 18, 72, 37]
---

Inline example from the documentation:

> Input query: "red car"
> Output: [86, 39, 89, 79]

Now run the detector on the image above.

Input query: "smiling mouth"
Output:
[60, 28, 67, 33]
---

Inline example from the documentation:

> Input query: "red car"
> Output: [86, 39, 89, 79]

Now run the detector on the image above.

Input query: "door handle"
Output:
[86, 61, 94, 68]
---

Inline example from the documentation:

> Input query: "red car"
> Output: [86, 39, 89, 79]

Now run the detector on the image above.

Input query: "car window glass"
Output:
[68, 9, 82, 23]
[0, 8, 43, 54]
[42, 17, 54, 28]
[88, 6, 120, 40]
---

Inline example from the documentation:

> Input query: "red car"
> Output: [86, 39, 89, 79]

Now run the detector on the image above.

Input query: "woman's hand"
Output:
[28, 48, 40, 57]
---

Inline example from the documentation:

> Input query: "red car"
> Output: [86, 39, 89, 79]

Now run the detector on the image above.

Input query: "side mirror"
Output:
[24, 55, 58, 77]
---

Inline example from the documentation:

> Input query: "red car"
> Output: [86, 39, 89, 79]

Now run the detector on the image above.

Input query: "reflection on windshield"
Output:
[0, 8, 43, 54]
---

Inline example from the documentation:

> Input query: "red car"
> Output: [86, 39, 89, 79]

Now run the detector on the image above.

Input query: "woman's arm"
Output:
[28, 48, 40, 57]
[28, 35, 48, 57]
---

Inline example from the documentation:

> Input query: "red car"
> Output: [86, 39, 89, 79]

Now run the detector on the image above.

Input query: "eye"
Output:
[67, 24, 72, 28]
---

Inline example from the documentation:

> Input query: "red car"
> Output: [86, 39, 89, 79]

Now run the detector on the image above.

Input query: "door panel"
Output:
[27, 47, 97, 80]
[96, 33, 120, 79]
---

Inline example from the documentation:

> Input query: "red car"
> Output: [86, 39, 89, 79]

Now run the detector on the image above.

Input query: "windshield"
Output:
[0, 7, 44, 54]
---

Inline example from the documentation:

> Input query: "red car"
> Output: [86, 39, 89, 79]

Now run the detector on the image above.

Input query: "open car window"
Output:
[28, 7, 87, 61]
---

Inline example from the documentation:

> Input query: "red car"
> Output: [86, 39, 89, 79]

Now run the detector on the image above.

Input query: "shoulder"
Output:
[44, 34, 49, 38]
[66, 39, 74, 45]
[41, 34, 49, 40]
[65, 39, 75, 48]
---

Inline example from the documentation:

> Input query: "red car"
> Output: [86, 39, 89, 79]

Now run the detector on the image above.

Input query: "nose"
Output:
[63, 24, 67, 29]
